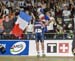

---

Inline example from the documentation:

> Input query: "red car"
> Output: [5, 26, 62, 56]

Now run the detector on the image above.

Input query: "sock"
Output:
[37, 51, 40, 55]
[42, 50, 44, 54]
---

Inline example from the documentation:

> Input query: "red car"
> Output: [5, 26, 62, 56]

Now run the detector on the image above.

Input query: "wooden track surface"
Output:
[0, 56, 75, 61]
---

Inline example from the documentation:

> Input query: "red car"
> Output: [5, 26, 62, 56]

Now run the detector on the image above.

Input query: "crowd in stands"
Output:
[0, 0, 75, 40]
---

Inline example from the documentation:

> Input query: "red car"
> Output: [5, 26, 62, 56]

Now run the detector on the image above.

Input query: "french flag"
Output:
[11, 11, 32, 37]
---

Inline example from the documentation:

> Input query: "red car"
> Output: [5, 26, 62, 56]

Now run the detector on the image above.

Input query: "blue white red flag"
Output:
[12, 11, 32, 37]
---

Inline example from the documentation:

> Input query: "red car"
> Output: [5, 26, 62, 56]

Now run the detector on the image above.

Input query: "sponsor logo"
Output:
[47, 43, 57, 53]
[0, 44, 6, 48]
[59, 43, 69, 53]
[0, 44, 6, 54]
[10, 42, 26, 54]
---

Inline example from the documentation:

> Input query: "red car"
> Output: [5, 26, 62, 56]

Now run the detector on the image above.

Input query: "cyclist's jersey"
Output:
[34, 20, 43, 33]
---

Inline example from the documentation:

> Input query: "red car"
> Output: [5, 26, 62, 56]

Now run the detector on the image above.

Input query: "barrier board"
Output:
[29, 40, 73, 56]
[0, 40, 74, 56]
[0, 40, 29, 56]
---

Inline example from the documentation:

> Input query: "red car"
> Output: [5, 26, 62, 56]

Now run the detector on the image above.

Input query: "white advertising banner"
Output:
[29, 40, 73, 56]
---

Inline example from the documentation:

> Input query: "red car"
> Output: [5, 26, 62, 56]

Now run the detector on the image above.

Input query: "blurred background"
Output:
[0, 0, 75, 40]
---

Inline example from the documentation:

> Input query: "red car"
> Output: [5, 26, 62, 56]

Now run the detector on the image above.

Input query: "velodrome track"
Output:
[0, 56, 75, 61]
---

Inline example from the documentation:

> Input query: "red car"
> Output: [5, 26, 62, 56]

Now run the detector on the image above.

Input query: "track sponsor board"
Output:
[59, 43, 69, 53]
[29, 40, 73, 56]
[47, 43, 57, 53]
[0, 40, 73, 56]
[0, 40, 29, 55]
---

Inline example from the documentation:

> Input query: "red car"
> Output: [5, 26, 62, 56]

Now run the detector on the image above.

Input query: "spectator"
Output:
[47, 17, 56, 39]
[56, 18, 64, 39]
[6, 0, 14, 10]
[26, 22, 34, 40]
[2, 5, 9, 15]
[49, 0, 55, 9]
[0, 12, 4, 39]
[0, 0, 74, 39]
[69, 4, 75, 18]
[3, 14, 14, 39]
[41, 0, 47, 10]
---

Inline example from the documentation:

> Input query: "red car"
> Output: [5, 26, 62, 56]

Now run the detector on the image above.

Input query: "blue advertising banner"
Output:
[0, 40, 29, 55]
